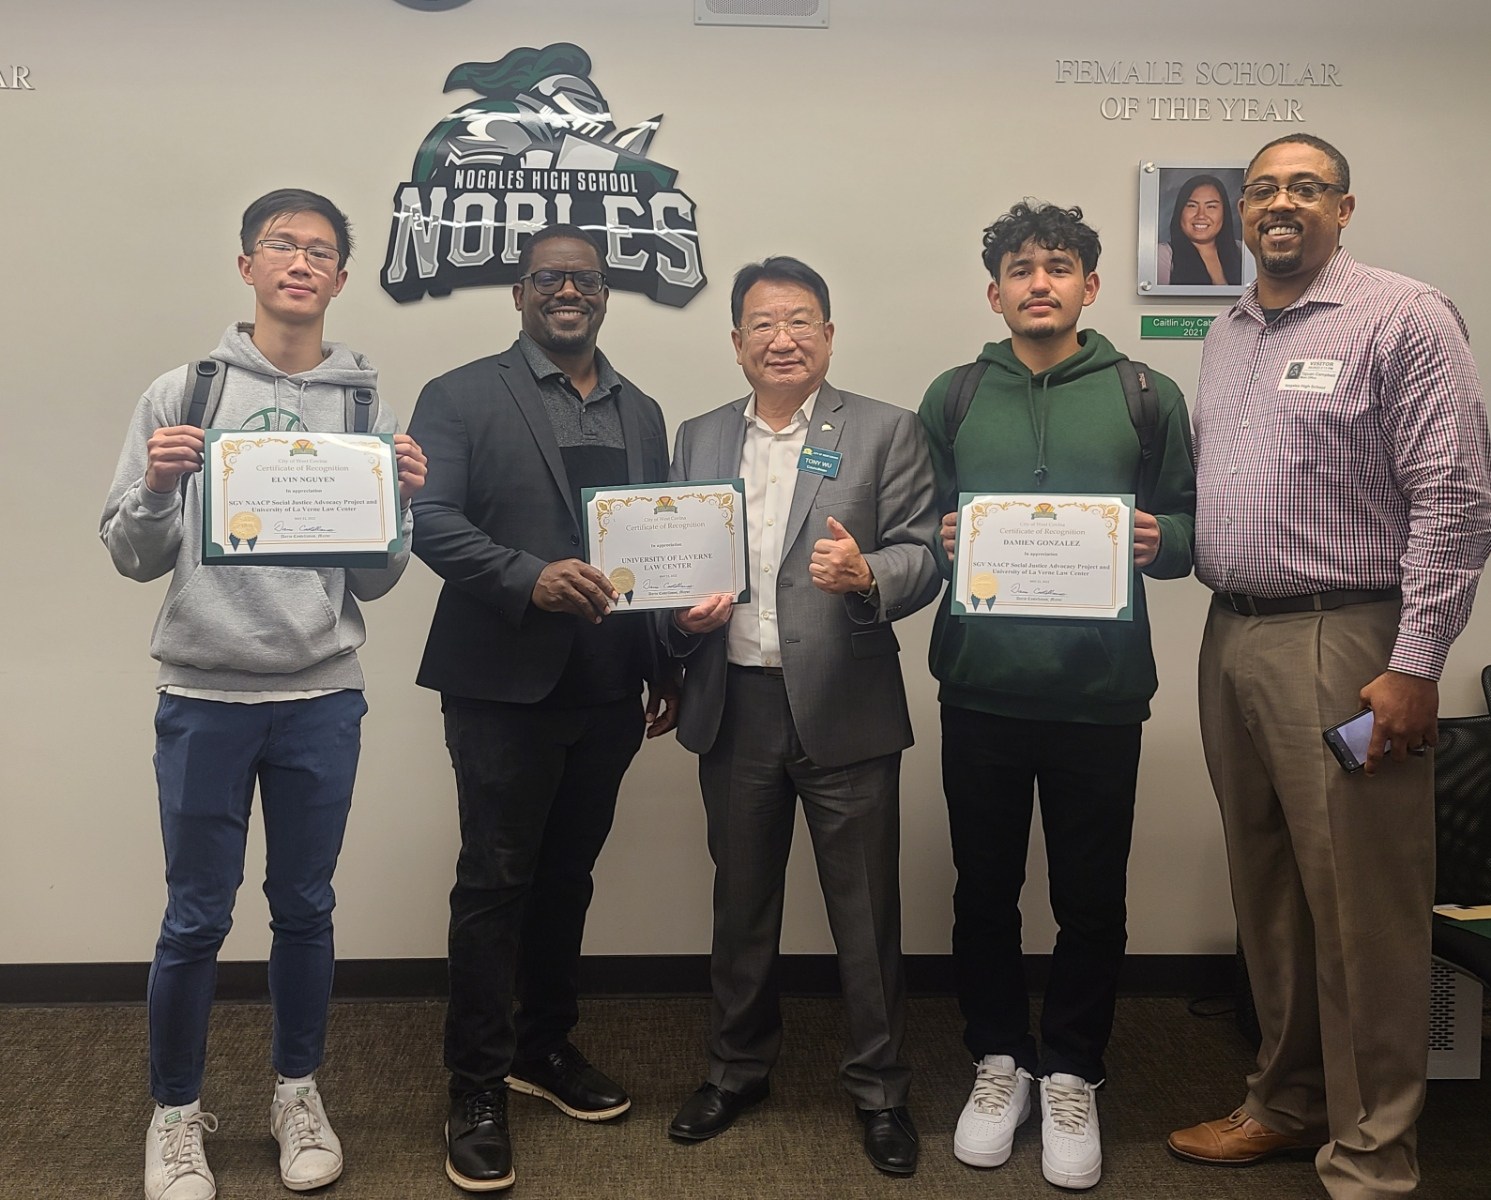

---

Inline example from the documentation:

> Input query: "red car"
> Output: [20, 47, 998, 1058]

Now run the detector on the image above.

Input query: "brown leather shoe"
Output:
[1166, 1108, 1320, 1166]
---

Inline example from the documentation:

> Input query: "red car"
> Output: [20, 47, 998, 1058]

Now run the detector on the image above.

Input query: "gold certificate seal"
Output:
[227, 510, 262, 552]
[609, 566, 637, 602]
[229, 511, 262, 540]
[970, 571, 999, 610]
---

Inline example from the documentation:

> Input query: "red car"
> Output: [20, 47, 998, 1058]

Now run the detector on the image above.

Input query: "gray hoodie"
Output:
[101, 323, 412, 692]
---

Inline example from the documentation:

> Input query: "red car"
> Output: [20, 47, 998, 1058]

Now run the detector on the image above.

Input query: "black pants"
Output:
[442, 694, 644, 1098]
[941, 705, 1141, 1083]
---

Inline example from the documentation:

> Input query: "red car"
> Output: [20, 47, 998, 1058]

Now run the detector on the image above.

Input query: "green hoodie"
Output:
[918, 330, 1196, 724]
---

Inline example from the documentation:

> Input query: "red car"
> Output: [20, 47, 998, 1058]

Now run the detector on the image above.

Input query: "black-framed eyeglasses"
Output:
[255, 238, 342, 272]
[519, 269, 607, 295]
[1239, 180, 1346, 208]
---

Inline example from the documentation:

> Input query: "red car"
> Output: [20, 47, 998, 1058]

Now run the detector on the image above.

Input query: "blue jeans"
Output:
[148, 690, 365, 1105]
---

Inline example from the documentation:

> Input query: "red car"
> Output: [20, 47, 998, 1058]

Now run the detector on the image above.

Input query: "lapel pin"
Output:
[821, 422, 834, 431]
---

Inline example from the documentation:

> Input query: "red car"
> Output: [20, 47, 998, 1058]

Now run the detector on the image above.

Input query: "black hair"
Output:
[981, 202, 1101, 279]
[730, 256, 831, 326]
[1246, 134, 1351, 192]
[516, 222, 604, 276]
[1166, 174, 1242, 286]
[240, 189, 353, 265]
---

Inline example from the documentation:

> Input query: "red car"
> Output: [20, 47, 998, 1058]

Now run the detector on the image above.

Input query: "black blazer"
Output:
[408, 340, 669, 702]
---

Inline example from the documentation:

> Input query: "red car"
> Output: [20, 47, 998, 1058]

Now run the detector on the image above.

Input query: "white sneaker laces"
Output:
[279, 1096, 329, 1153]
[969, 1065, 1019, 1116]
[1044, 1080, 1092, 1134]
[159, 1110, 218, 1184]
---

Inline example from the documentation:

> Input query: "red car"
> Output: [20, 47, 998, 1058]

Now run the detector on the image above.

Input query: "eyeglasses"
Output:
[256, 238, 342, 272]
[519, 269, 607, 295]
[739, 318, 824, 343]
[1239, 180, 1346, 208]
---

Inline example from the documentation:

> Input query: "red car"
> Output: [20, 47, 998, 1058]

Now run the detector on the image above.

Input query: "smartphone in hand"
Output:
[1322, 708, 1428, 772]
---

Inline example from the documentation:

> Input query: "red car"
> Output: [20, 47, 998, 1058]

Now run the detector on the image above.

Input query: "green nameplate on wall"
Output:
[1141, 315, 1216, 340]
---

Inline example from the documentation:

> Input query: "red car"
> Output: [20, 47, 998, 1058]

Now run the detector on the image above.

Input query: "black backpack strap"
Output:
[1116, 358, 1159, 512]
[943, 360, 990, 446]
[184, 360, 223, 429]
[346, 386, 377, 433]
[180, 361, 225, 498]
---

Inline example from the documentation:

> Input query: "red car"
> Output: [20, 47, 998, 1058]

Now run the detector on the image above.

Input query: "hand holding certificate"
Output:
[202, 430, 402, 567]
[582, 481, 750, 612]
[951, 492, 1133, 620]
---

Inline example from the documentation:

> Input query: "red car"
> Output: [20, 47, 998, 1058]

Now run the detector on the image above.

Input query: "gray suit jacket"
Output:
[670, 382, 940, 768]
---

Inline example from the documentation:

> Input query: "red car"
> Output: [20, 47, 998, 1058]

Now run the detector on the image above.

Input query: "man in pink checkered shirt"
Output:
[1167, 134, 1491, 1199]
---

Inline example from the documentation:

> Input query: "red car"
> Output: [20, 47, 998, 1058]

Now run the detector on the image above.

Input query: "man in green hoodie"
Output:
[917, 201, 1195, 1191]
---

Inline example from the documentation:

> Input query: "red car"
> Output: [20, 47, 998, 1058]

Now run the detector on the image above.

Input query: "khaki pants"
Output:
[1199, 598, 1434, 1200]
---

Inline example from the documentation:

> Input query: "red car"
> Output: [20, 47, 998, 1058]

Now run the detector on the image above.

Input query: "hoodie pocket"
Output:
[949, 619, 1119, 701]
[153, 562, 346, 675]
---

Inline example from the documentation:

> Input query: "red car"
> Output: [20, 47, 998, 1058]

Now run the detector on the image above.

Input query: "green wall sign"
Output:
[1141, 315, 1216, 340]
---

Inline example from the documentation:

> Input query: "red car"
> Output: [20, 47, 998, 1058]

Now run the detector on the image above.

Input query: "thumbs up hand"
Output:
[809, 515, 874, 594]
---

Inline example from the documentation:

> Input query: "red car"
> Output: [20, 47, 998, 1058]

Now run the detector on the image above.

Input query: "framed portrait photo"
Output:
[1137, 161, 1254, 298]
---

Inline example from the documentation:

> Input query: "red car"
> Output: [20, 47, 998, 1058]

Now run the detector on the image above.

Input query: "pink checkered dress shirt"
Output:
[1193, 249, 1491, 680]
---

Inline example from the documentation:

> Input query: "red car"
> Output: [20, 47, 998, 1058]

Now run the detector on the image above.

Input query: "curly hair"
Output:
[981, 201, 1100, 280]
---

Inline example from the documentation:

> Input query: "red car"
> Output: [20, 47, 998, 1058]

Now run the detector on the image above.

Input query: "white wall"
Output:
[3, 0, 1488, 966]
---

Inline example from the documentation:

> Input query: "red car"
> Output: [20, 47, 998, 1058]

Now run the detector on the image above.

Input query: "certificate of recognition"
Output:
[582, 480, 750, 612]
[201, 430, 402, 568]
[951, 493, 1133, 620]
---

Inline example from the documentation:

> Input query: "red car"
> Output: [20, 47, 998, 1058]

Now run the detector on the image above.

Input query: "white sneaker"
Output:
[953, 1054, 1033, 1167]
[269, 1078, 344, 1192]
[1039, 1074, 1101, 1190]
[144, 1101, 218, 1200]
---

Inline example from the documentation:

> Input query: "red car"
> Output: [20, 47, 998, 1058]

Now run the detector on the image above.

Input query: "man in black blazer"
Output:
[408, 224, 676, 1194]
[664, 257, 940, 1175]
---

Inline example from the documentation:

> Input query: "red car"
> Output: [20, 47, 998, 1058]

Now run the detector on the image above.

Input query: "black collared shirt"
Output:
[517, 333, 646, 707]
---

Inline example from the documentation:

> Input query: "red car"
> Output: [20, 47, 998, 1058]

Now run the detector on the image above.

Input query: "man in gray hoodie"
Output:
[101, 189, 427, 1200]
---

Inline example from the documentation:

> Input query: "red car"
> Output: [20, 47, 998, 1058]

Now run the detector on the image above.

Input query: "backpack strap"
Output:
[183, 360, 225, 430]
[184, 363, 380, 442]
[346, 386, 378, 434]
[180, 361, 226, 498]
[1115, 358, 1159, 512]
[943, 356, 1167, 510]
[942, 360, 990, 446]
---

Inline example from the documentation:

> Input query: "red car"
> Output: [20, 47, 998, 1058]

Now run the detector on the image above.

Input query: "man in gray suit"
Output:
[664, 256, 940, 1175]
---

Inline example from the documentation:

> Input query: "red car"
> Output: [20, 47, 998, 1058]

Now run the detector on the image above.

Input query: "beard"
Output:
[528, 306, 598, 354]
[1259, 246, 1304, 276]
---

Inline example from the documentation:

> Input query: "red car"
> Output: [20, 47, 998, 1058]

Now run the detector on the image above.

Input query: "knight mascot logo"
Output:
[381, 43, 706, 307]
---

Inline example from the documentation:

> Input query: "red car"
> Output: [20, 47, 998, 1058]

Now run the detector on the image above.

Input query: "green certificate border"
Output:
[581, 479, 751, 607]
[201, 429, 401, 568]
[950, 491, 1134, 621]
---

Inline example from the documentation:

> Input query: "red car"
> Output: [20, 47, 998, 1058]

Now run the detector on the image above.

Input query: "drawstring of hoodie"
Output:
[1026, 373, 1051, 487]
[270, 377, 309, 431]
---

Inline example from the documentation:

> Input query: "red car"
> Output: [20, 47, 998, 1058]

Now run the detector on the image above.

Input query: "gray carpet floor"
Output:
[3, 995, 1487, 1199]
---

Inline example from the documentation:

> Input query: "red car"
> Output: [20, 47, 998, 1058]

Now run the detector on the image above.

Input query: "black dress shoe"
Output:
[446, 1090, 515, 1192]
[668, 1080, 770, 1142]
[507, 1043, 631, 1121]
[859, 1105, 918, 1175]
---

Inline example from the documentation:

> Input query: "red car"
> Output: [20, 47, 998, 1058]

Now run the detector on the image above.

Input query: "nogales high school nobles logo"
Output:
[381, 42, 705, 308]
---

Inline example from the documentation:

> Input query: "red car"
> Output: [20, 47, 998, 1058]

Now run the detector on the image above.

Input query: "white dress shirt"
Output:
[727, 389, 819, 667]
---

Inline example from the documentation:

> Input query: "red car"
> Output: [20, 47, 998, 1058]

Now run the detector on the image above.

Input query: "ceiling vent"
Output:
[695, 0, 828, 28]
